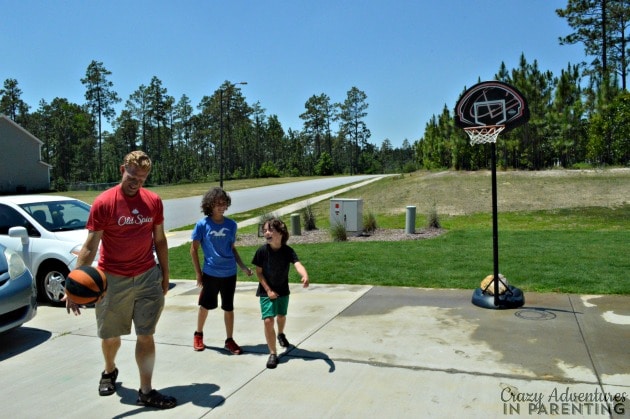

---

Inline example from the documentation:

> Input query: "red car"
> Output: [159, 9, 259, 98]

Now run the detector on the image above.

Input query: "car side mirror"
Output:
[9, 226, 29, 246]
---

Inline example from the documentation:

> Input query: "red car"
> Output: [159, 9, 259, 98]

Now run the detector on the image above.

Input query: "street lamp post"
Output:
[219, 81, 247, 188]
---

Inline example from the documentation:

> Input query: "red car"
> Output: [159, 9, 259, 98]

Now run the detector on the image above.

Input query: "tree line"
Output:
[417, 0, 630, 170]
[1, 0, 628, 189]
[1, 69, 416, 189]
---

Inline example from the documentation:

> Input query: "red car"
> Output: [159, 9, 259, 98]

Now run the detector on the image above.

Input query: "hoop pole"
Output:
[491, 142, 500, 306]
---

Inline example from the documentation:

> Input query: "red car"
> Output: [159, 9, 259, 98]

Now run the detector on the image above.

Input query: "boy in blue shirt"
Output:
[190, 187, 252, 353]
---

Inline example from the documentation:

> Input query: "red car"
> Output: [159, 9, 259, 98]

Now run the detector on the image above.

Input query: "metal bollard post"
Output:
[290, 213, 301, 236]
[405, 206, 416, 234]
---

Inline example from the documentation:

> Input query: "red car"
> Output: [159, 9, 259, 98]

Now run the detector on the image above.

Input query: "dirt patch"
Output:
[236, 227, 445, 246]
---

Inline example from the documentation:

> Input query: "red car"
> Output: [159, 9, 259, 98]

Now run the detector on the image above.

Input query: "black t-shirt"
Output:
[252, 244, 299, 297]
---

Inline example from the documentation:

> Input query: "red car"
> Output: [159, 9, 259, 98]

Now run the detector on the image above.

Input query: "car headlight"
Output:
[4, 247, 28, 279]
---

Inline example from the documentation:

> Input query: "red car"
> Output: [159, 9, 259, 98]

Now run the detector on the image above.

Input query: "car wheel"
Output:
[37, 262, 69, 306]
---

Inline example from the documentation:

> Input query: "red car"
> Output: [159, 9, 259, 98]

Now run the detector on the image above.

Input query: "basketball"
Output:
[65, 266, 107, 305]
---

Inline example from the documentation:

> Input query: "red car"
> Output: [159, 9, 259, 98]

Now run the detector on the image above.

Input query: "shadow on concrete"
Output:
[283, 346, 336, 372]
[0, 327, 52, 361]
[514, 306, 582, 321]
[111, 382, 224, 418]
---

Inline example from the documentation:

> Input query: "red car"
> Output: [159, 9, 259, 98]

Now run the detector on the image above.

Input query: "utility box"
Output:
[330, 198, 363, 233]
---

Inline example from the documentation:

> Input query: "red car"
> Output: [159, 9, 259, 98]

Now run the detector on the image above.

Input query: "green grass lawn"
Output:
[168, 205, 630, 295]
[57, 169, 629, 295]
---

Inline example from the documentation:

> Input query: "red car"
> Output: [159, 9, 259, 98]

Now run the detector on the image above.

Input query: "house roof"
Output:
[0, 114, 44, 146]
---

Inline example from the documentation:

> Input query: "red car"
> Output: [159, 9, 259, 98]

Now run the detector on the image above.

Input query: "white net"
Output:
[464, 125, 505, 145]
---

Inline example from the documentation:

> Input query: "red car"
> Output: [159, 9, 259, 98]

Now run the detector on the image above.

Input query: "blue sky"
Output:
[1, 0, 584, 148]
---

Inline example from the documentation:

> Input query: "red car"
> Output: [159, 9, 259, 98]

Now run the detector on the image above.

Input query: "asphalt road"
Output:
[162, 175, 381, 231]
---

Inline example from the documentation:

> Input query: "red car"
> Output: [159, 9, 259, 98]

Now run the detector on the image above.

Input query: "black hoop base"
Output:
[472, 285, 525, 309]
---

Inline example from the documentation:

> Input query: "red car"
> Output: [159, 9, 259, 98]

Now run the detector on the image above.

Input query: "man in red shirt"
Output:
[67, 150, 176, 409]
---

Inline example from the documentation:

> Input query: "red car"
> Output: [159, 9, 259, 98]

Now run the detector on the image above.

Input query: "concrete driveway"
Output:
[1, 282, 628, 418]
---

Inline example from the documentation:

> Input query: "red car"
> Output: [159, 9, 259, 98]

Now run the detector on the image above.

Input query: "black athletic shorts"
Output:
[198, 273, 237, 311]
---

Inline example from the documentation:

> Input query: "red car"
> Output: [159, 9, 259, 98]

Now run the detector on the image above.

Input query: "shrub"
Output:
[402, 162, 417, 173]
[258, 161, 280, 178]
[232, 167, 245, 179]
[53, 177, 67, 192]
[330, 222, 348, 242]
[363, 211, 377, 234]
[314, 152, 334, 176]
[302, 203, 317, 231]
[426, 202, 441, 229]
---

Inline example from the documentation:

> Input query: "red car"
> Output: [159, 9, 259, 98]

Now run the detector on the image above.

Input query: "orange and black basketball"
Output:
[65, 266, 107, 305]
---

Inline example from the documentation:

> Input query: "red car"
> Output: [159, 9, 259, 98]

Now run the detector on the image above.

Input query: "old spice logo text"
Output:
[118, 213, 154, 226]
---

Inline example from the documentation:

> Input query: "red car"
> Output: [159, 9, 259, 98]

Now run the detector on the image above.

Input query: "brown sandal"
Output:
[98, 368, 118, 396]
[137, 389, 177, 409]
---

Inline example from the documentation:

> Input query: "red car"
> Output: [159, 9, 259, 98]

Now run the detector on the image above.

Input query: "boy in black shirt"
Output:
[252, 218, 309, 369]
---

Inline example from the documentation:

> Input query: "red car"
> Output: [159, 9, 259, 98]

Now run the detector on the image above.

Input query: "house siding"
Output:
[0, 115, 51, 194]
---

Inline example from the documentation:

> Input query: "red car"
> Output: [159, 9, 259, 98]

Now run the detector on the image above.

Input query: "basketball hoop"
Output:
[463, 125, 505, 145]
[455, 81, 529, 309]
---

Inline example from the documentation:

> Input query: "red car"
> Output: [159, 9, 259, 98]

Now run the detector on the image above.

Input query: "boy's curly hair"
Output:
[264, 217, 289, 245]
[200, 187, 231, 216]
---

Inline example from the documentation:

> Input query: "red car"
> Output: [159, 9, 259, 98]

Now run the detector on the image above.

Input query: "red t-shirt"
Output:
[87, 185, 164, 276]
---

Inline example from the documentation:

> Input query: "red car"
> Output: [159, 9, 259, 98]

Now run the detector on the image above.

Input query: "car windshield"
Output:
[20, 200, 91, 232]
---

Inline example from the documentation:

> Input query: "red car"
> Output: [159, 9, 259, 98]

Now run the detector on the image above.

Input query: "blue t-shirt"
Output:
[191, 217, 238, 277]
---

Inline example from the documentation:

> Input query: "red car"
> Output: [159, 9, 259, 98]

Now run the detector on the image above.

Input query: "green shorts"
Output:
[259, 295, 289, 319]
[95, 265, 164, 339]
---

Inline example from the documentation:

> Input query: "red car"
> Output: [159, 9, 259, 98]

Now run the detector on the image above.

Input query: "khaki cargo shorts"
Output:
[95, 265, 164, 339]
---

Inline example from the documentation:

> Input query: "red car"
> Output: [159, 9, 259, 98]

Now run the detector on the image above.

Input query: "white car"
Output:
[0, 195, 93, 305]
